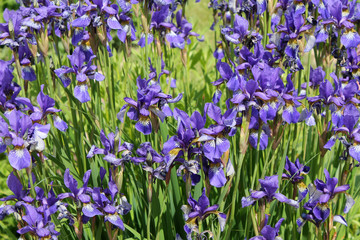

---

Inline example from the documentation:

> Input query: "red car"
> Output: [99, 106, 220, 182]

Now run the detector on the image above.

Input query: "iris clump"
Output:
[0, 0, 359, 239]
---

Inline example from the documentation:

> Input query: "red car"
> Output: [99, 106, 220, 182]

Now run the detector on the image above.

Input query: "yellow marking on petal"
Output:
[169, 148, 182, 157]
[297, 182, 307, 191]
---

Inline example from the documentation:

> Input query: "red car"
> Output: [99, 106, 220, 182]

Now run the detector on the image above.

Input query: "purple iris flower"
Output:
[212, 60, 244, 97]
[282, 157, 310, 201]
[201, 157, 229, 188]
[54, 46, 105, 103]
[30, 85, 68, 132]
[197, 103, 235, 162]
[249, 215, 284, 240]
[282, 157, 310, 183]
[58, 169, 103, 219]
[181, 188, 226, 238]
[0, 60, 33, 111]
[166, 10, 200, 49]
[0, 110, 33, 170]
[281, 75, 304, 124]
[117, 0, 138, 13]
[163, 108, 205, 185]
[150, 5, 171, 31]
[321, 0, 360, 49]
[325, 104, 360, 162]
[17, 203, 60, 239]
[134, 142, 169, 180]
[138, 33, 154, 48]
[231, 78, 270, 113]
[117, 75, 182, 135]
[308, 73, 345, 107]
[0, 9, 26, 50]
[301, 66, 326, 90]
[221, 14, 251, 45]
[51, 1, 77, 38]
[314, 169, 350, 204]
[0, 172, 61, 238]
[0, 172, 34, 203]
[72, 0, 121, 30]
[88, 168, 131, 230]
[242, 175, 299, 208]
[87, 129, 133, 166]
[213, 41, 225, 60]
[116, 12, 137, 44]
[298, 173, 354, 231]
[163, 108, 204, 164]
[134, 142, 164, 164]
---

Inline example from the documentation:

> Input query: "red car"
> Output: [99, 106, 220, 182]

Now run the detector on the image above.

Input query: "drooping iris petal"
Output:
[344, 193, 355, 213]
[256, 0, 267, 14]
[218, 213, 227, 231]
[135, 117, 152, 135]
[208, 163, 227, 188]
[74, 85, 91, 103]
[341, 30, 360, 49]
[103, 153, 121, 165]
[82, 204, 103, 217]
[333, 215, 347, 226]
[22, 66, 36, 81]
[241, 196, 256, 207]
[273, 193, 299, 208]
[36, 228, 51, 238]
[9, 148, 31, 170]
[53, 115, 68, 131]
[297, 182, 308, 202]
[249, 131, 268, 150]
[105, 214, 125, 230]
[283, 106, 300, 124]
[107, 16, 122, 29]
[72, 15, 91, 28]
[349, 145, 360, 162]
[313, 204, 330, 221]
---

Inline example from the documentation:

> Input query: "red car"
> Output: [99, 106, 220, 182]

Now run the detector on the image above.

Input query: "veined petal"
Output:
[107, 16, 122, 29]
[208, 164, 227, 188]
[72, 15, 91, 27]
[53, 115, 68, 131]
[313, 204, 330, 221]
[349, 145, 360, 162]
[341, 30, 360, 49]
[249, 131, 268, 150]
[217, 213, 226, 232]
[333, 215, 347, 226]
[82, 203, 103, 217]
[22, 66, 36, 81]
[344, 193, 355, 213]
[135, 117, 152, 135]
[297, 182, 308, 202]
[105, 213, 125, 230]
[74, 85, 91, 103]
[9, 148, 31, 170]
[283, 106, 300, 124]
[241, 196, 256, 207]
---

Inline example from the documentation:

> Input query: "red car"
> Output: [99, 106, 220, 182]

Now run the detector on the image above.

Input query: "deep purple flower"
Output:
[282, 157, 310, 201]
[17, 204, 60, 239]
[0, 172, 34, 203]
[117, 75, 182, 135]
[181, 188, 226, 238]
[89, 168, 131, 230]
[250, 215, 284, 240]
[87, 129, 133, 166]
[197, 103, 234, 162]
[242, 175, 299, 208]
[54, 46, 104, 103]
